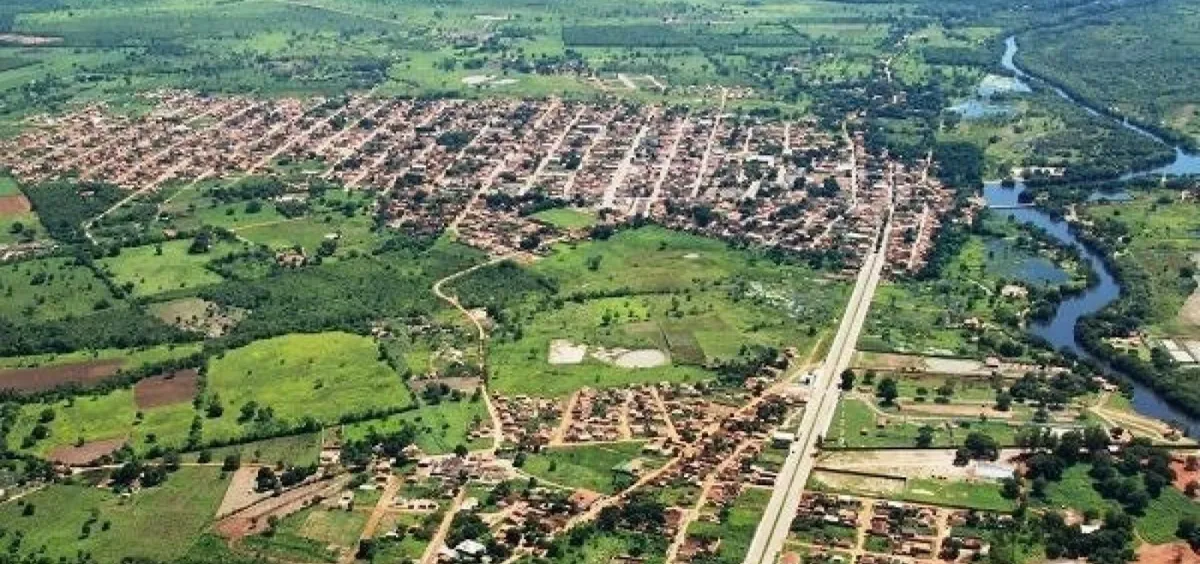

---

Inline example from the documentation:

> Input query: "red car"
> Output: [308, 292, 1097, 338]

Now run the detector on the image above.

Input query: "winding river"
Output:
[983, 37, 1200, 433]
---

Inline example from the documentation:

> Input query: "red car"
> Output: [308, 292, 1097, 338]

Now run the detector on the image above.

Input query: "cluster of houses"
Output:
[792, 493, 863, 549]
[2, 91, 963, 273]
[867, 501, 941, 559]
[492, 394, 563, 448]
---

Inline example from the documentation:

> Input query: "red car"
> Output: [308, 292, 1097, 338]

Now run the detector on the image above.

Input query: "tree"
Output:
[963, 432, 999, 461]
[876, 377, 898, 406]
[255, 467, 279, 492]
[454, 444, 469, 458]
[1000, 477, 1021, 499]
[994, 391, 1012, 411]
[915, 425, 935, 448]
[222, 453, 241, 472]
[839, 369, 856, 391]
[1031, 477, 1048, 499]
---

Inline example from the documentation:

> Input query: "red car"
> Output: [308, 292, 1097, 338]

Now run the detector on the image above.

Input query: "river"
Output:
[983, 37, 1200, 433]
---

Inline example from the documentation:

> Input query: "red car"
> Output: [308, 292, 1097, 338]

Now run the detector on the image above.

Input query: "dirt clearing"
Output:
[1135, 542, 1199, 564]
[0, 194, 30, 216]
[548, 339, 587, 364]
[133, 369, 199, 409]
[0, 359, 124, 394]
[50, 437, 126, 465]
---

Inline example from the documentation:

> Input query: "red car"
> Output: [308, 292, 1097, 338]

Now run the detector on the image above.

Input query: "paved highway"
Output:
[743, 174, 894, 564]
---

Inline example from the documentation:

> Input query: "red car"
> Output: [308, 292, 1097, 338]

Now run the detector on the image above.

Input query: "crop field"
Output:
[0, 343, 201, 395]
[0, 466, 230, 561]
[521, 441, 661, 494]
[0, 256, 116, 321]
[98, 238, 250, 298]
[343, 397, 490, 455]
[202, 332, 413, 442]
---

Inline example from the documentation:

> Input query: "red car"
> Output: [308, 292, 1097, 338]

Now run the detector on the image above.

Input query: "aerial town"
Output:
[0, 91, 959, 273]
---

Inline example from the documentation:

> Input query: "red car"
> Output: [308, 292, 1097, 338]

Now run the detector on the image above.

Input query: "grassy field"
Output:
[531, 208, 597, 230]
[482, 227, 847, 396]
[861, 233, 1048, 359]
[687, 487, 771, 564]
[1084, 191, 1200, 337]
[521, 441, 660, 494]
[902, 478, 1016, 512]
[241, 506, 346, 563]
[0, 342, 201, 371]
[343, 397, 490, 454]
[0, 466, 230, 561]
[203, 332, 414, 442]
[184, 432, 322, 466]
[1038, 464, 1200, 544]
[98, 238, 249, 297]
[10, 388, 197, 456]
[826, 398, 1018, 448]
[0, 256, 117, 321]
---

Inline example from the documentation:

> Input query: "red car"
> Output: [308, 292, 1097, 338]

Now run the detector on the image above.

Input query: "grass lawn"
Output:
[98, 238, 249, 297]
[521, 441, 659, 494]
[241, 506, 339, 563]
[826, 398, 1018, 448]
[531, 208, 597, 230]
[234, 214, 376, 256]
[902, 478, 1017, 512]
[185, 432, 322, 466]
[0, 342, 202, 371]
[1037, 463, 1200, 544]
[688, 487, 771, 564]
[203, 332, 414, 442]
[0, 466, 229, 562]
[343, 397, 490, 455]
[12, 388, 197, 456]
[0, 256, 117, 321]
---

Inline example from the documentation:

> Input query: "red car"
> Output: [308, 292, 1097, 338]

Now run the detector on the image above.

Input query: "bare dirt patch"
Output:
[0, 194, 31, 216]
[816, 448, 1023, 481]
[811, 468, 905, 496]
[149, 297, 244, 337]
[0, 359, 124, 394]
[49, 437, 127, 465]
[216, 466, 274, 518]
[548, 339, 587, 365]
[1135, 541, 1200, 564]
[411, 376, 482, 393]
[133, 369, 199, 409]
[612, 349, 669, 368]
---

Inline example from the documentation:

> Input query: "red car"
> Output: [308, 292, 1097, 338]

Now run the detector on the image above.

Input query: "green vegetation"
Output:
[202, 332, 413, 442]
[0, 466, 230, 561]
[98, 239, 249, 298]
[687, 487, 771, 564]
[531, 208, 597, 230]
[185, 432, 321, 466]
[1019, 0, 1200, 147]
[467, 227, 847, 396]
[344, 396, 489, 455]
[826, 398, 1018, 448]
[521, 441, 659, 494]
[0, 256, 117, 321]
[902, 478, 1016, 512]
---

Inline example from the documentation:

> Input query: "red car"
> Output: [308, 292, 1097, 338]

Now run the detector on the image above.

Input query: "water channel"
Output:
[981, 37, 1200, 433]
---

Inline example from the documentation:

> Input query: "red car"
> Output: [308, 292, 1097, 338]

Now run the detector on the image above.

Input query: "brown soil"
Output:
[0, 359, 124, 394]
[49, 437, 127, 465]
[215, 476, 348, 539]
[133, 369, 199, 409]
[0, 194, 31, 216]
[1171, 458, 1200, 493]
[1136, 542, 1200, 564]
[412, 376, 481, 393]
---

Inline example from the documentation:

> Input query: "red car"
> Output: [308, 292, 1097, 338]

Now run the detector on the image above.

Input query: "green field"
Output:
[343, 397, 490, 455]
[11, 387, 197, 456]
[475, 227, 848, 396]
[826, 397, 1018, 448]
[0, 466, 230, 561]
[531, 208, 597, 230]
[687, 487, 771, 564]
[202, 332, 414, 442]
[1084, 191, 1200, 337]
[902, 478, 1016, 512]
[0, 256, 117, 321]
[186, 432, 322, 466]
[1038, 464, 1200, 544]
[521, 441, 661, 494]
[0, 342, 201, 371]
[98, 238, 249, 298]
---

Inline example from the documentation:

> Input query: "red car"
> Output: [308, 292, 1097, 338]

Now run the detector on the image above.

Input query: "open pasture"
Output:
[202, 332, 413, 442]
